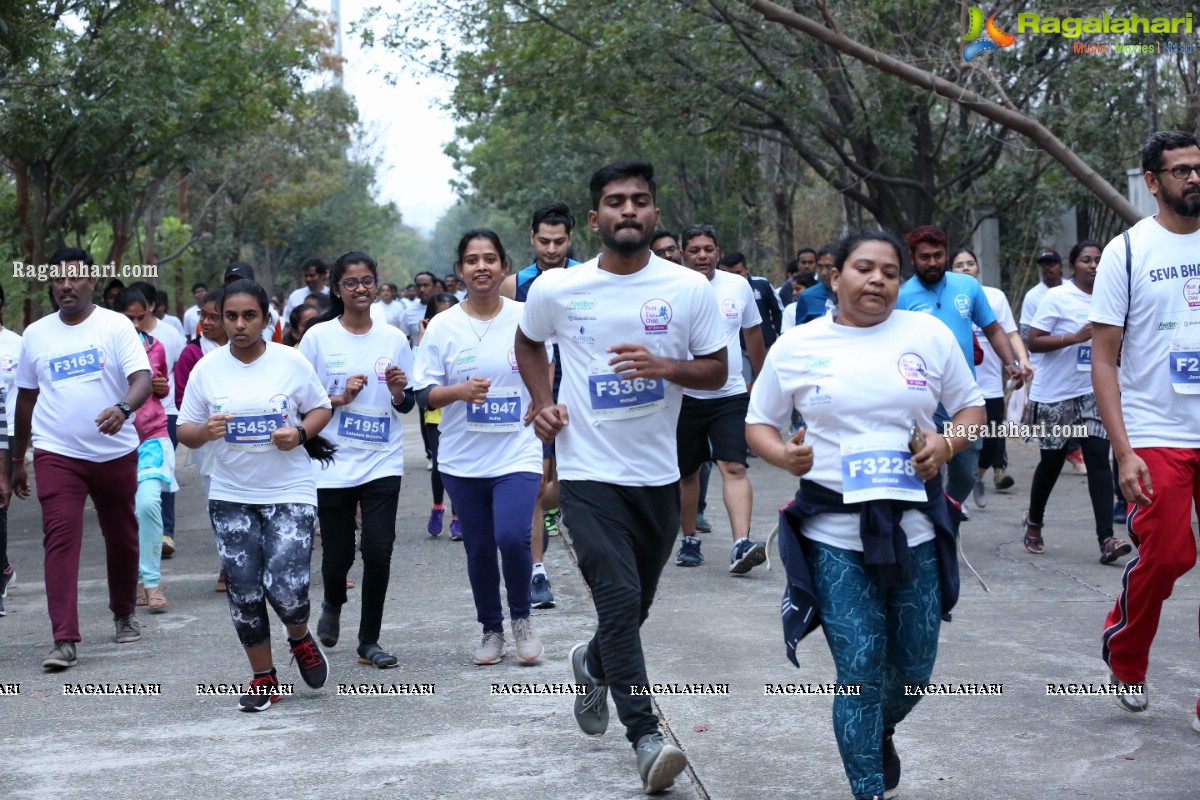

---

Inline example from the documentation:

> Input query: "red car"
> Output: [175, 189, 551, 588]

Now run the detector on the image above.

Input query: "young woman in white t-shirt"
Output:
[746, 230, 985, 800]
[178, 279, 335, 712]
[412, 230, 544, 667]
[1024, 241, 1132, 565]
[299, 251, 415, 670]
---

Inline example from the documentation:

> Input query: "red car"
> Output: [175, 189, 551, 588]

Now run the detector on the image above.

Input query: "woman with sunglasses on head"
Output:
[412, 230, 545, 666]
[178, 279, 335, 711]
[300, 252, 415, 669]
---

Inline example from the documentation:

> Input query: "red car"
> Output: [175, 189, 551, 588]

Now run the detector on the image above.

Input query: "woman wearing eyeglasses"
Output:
[299, 252, 416, 669]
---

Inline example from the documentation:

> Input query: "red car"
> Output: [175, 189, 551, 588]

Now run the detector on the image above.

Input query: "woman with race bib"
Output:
[1023, 240, 1132, 564]
[412, 229, 544, 666]
[300, 251, 415, 669]
[178, 279, 335, 711]
[746, 230, 985, 800]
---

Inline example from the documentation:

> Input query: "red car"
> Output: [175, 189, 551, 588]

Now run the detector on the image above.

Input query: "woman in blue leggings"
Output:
[746, 230, 985, 800]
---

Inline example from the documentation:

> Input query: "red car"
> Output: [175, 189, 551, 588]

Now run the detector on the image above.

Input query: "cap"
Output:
[224, 262, 255, 282]
[1035, 249, 1062, 263]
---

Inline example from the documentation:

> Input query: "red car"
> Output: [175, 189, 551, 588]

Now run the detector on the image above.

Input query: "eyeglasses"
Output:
[340, 276, 377, 290]
[1157, 164, 1200, 180]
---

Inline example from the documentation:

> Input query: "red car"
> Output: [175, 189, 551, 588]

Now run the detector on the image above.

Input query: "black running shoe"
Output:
[239, 671, 281, 712]
[883, 727, 900, 796]
[289, 633, 329, 689]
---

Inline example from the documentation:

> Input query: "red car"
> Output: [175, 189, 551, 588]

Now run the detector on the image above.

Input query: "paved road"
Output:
[1, 425, 1196, 799]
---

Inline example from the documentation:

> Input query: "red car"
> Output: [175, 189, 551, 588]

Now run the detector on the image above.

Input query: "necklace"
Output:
[464, 300, 502, 341]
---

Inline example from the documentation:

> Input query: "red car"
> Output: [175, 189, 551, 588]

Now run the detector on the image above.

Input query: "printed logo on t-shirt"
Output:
[0, 355, 16, 373]
[325, 357, 347, 370]
[571, 326, 597, 345]
[1158, 320, 1179, 332]
[910, 303, 934, 314]
[798, 356, 833, 377]
[507, 346, 518, 372]
[640, 299, 672, 333]
[720, 298, 740, 318]
[898, 353, 928, 388]
[566, 298, 598, 311]
[374, 356, 393, 382]
[1184, 278, 1200, 309]
[954, 294, 970, 318]
[806, 384, 832, 406]
[455, 350, 477, 368]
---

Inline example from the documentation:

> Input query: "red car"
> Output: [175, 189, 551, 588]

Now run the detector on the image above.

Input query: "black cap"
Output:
[224, 262, 255, 283]
[1035, 249, 1062, 263]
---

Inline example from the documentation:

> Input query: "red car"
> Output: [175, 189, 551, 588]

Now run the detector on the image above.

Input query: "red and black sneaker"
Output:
[239, 671, 281, 712]
[289, 632, 329, 689]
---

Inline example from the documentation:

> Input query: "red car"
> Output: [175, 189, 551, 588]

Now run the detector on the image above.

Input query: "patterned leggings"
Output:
[801, 537, 941, 800]
[209, 501, 315, 647]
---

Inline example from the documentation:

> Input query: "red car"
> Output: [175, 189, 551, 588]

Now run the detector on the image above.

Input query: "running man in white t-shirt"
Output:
[515, 161, 727, 795]
[0, 284, 20, 613]
[674, 224, 768, 573]
[11, 248, 152, 671]
[1092, 131, 1200, 723]
[300, 253, 415, 670]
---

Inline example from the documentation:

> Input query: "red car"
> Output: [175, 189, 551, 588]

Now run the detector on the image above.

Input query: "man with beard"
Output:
[1092, 131, 1200, 725]
[402, 271, 439, 344]
[11, 248, 152, 670]
[502, 201, 582, 609]
[283, 258, 330, 321]
[897, 226, 1025, 509]
[650, 229, 683, 264]
[515, 160, 726, 794]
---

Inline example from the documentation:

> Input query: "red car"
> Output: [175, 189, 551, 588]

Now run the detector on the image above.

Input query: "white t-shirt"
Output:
[147, 318, 186, 416]
[1029, 282, 1094, 404]
[162, 314, 185, 337]
[0, 328, 22, 435]
[403, 301, 429, 343]
[182, 305, 201, 340]
[15, 306, 150, 461]
[972, 286, 1017, 399]
[376, 299, 406, 329]
[1090, 216, 1200, 447]
[299, 317, 413, 487]
[411, 299, 543, 479]
[747, 311, 983, 551]
[178, 343, 331, 505]
[284, 284, 329, 321]
[686, 269, 762, 400]
[519, 254, 726, 486]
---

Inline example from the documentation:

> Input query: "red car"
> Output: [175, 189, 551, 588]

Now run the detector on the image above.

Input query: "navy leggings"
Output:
[440, 472, 539, 632]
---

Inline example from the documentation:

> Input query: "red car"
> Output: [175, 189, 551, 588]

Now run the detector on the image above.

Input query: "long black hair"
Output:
[320, 251, 378, 324]
[220, 279, 337, 466]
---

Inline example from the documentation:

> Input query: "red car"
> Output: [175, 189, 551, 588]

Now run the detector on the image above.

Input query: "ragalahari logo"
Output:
[961, 7, 1016, 61]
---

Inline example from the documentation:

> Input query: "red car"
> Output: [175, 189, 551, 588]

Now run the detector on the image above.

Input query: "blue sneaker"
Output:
[449, 516, 462, 541]
[729, 537, 766, 575]
[531, 574, 555, 608]
[427, 507, 444, 537]
[695, 514, 712, 534]
[676, 536, 703, 567]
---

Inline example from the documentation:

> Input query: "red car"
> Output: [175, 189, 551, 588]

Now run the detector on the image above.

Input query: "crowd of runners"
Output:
[2, 131, 1199, 799]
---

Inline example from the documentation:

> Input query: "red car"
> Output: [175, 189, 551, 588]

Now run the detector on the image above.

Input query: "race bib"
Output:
[224, 409, 286, 452]
[467, 386, 521, 433]
[48, 347, 103, 386]
[1075, 343, 1092, 372]
[337, 405, 391, 450]
[840, 433, 925, 503]
[587, 355, 665, 420]
[1169, 319, 1200, 394]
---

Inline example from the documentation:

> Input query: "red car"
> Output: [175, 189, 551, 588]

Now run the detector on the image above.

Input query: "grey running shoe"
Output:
[473, 630, 506, 665]
[694, 514, 712, 534]
[1108, 669, 1148, 712]
[569, 642, 609, 735]
[972, 476, 988, 508]
[43, 640, 77, 671]
[114, 613, 141, 643]
[993, 469, 1015, 491]
[635, 731, 687, 795]
[512, 617, 543, 665]
[317, 602, 340, 648]
[729, 538, 766, 575]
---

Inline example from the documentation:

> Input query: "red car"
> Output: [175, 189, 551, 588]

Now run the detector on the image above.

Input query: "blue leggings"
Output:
[441, 472, 539, 632]
[801, 537, 941, 800]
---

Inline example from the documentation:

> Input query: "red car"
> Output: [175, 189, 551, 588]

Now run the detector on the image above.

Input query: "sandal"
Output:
[357, 643, 399, 669]
[1100, 536, 1133, 565]
[1022, 515, 1044, 554]
[136, 583, 149, 607]
[146, 586, 169, 613]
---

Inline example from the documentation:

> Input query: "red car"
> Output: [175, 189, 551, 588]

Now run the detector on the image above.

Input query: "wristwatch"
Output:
[115, 401, 132, 419]
[1006, 360, 1021, 370]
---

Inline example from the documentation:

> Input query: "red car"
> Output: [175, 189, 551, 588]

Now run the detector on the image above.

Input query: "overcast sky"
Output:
[333, 0, 459, 235]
